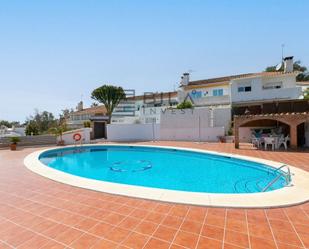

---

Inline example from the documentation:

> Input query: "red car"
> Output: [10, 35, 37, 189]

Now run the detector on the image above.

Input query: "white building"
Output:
[231, 72, 302, 104]
[177, 72, 234, 108]
[66, 102, 107, 130]
[231, 57, 303, 104]
[111, 92, 178, 124]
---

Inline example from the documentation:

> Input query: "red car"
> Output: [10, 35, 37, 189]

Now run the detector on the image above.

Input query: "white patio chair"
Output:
[264, 137, 275, 151]
[278, 135, 289, 150]
[251, 135, 260, 148]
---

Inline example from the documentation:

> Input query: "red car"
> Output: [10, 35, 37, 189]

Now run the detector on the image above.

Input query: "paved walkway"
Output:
[0, 142, 308, 249]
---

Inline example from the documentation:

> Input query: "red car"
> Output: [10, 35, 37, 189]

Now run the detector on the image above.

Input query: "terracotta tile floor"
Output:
[0, 142, 308, 249]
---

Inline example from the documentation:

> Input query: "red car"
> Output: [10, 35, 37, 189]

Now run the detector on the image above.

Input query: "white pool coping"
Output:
[24, 144, 309, 208]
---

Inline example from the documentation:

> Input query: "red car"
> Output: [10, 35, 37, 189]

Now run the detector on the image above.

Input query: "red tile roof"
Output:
[186, 71, 299, 87]
[71, 105, 106, 115]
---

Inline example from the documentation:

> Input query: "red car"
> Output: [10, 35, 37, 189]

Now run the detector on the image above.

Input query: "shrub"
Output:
[83, 121, 91, 128]
[10, 137, 21, 144]
[176, 101, 193, 109]
[25, 121, 39, 135]
[48, 124, 67, 141]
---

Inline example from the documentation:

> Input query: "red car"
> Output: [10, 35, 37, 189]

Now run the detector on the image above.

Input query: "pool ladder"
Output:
[73, 139, 84, 153]
[261, 164, 292, 192]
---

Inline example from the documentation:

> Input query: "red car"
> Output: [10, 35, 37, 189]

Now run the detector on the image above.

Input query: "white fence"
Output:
[106, 107, 227, 142]
[159, 108, 225, 141]
[159, 127, 224, 141]
[213, 108, 231, 131]
[107, 124, 160, 141]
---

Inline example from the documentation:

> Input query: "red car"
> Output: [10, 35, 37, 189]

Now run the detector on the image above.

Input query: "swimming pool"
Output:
[38, 145, 287, 194]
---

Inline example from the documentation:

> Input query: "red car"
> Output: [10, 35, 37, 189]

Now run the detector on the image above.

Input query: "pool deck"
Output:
[0, 142, 308, 249]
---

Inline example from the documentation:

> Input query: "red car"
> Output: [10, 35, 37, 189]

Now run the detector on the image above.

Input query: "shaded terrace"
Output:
[233, 99, 309, 149]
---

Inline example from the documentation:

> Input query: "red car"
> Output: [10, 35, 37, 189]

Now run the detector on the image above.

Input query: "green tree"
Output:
[265, 60, 309, 81]
[303, 88, 309, 100]
[0, 120, 12, 128]
[176, 100, 193, 109]
[59, 108, 74, 125]
[0, 120, 20, 128]
[91, 85, 126, 123]
[27, 109, 57, 134]
[25, 120, 39, 135]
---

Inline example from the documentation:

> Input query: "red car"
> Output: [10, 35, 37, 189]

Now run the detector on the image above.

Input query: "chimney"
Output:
[76, 101, 83, 111]
[283, 56, 294, 73]
[180, 73, 190, 86]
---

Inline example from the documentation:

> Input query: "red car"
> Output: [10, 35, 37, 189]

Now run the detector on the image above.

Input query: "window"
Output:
[169, 100, 178, 106]
[213, 89, 224, 96]
[263, 82, 282, 90]
[238, 85, 252, 92]
[191, 91, 202, 99]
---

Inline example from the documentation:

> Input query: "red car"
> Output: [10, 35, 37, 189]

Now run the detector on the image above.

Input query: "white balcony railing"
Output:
[232, 87, 302, 103]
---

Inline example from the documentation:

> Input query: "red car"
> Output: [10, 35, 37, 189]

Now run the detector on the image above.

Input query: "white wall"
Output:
[107, 123, 160, 141]
[14, 127, 26, 136]
[239, 127, 252, 142]
[106, 108, 227, 142]
[160, 108, 225, 141]
[60, 128, 92, 145]
[160, 126, 224, 141]
[213, 108, 231, 131]
[139, 106, 171, 124]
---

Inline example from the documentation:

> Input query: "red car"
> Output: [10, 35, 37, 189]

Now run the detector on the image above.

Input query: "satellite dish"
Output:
[276, 62, 283, 71]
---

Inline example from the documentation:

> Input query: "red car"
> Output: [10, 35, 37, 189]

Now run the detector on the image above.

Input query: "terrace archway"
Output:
[234, 113, 309, 149]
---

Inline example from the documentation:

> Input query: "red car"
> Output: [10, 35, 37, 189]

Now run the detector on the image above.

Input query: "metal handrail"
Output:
[274, 164, 292, 183]
[262, 165, 291, 192]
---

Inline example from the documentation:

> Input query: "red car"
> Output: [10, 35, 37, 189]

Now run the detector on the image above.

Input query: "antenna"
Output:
[274, 44, 285, 71]
[276, 62, 283, 71]
[80, 94, 83, 102]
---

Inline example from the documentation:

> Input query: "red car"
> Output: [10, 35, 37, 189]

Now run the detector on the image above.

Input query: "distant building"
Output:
[66, 101, 108, 139]
[178, 72, 250, 108]
[111, 92, 178, 124]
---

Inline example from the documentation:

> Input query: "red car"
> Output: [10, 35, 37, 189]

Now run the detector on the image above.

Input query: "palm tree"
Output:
[49, 125, 67, 145]
[91, 85, 126, 123]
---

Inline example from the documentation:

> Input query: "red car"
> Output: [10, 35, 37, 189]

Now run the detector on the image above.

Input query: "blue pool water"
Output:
[39, 145, 287, 193]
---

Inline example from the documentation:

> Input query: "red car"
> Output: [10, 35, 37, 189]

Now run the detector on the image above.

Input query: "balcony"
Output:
[192, 95, 230, 106]
[232, 87, 302, 103]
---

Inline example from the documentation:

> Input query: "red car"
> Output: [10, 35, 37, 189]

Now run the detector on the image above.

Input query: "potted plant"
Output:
[218, 135, 226, 143]
[49, 125, 66, 146]
[10, 137, 21, 150]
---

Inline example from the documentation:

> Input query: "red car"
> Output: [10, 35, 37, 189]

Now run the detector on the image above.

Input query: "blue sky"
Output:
[1, 0, 308, 122]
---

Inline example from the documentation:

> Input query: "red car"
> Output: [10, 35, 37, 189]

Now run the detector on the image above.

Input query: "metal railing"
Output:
[262, 164, 292, 192]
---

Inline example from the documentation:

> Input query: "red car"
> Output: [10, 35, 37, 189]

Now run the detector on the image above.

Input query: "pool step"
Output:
[233, 176, 274, 193]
